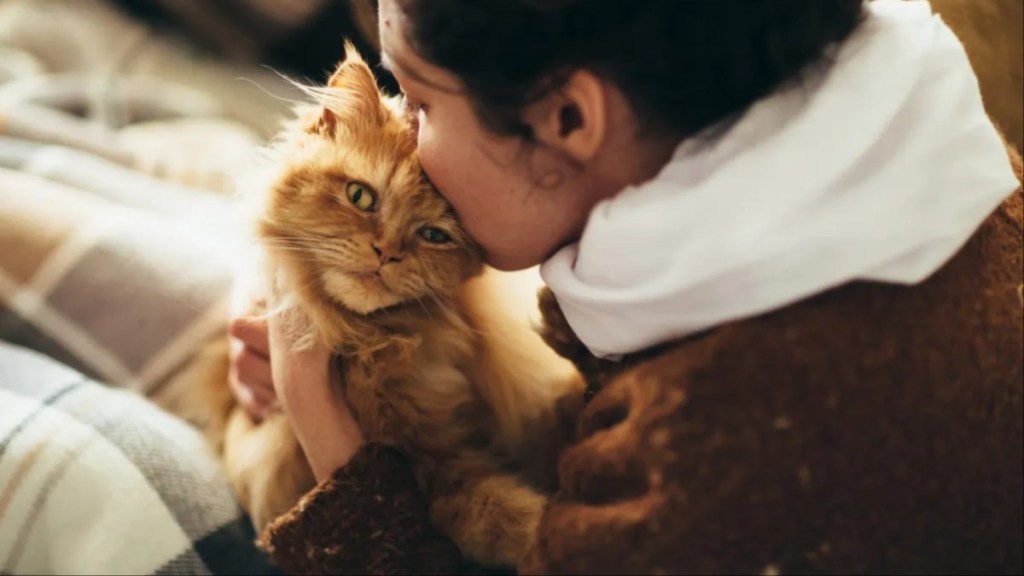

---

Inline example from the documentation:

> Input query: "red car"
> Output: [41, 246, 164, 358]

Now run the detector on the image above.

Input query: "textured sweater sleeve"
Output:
[260, 443, 463, 575]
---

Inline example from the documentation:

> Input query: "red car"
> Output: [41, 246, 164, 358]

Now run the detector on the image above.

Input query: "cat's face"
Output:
[261, 45, 483, 315]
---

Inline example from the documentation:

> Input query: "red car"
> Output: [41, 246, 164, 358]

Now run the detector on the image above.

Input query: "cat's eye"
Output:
[419, 226, 451, 244]
[346, 182, 376, 212]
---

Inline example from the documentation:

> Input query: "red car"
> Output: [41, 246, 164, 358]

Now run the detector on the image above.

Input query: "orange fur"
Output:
[189, 44, 581, 568]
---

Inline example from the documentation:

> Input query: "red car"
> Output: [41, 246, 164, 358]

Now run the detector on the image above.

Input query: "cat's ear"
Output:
[315, 41, 387, 137]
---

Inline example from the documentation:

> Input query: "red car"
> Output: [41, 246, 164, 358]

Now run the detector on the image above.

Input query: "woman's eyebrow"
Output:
[380, 52, 461, 95]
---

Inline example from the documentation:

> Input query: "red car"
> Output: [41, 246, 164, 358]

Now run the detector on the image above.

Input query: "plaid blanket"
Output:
[0, 342, 280, 575]
[0, 3, 336, 573]
[0, 167, 239, 399]
[0, 164, 279, 574]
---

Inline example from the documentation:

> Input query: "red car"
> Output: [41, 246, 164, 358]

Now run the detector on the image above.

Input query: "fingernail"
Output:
[260, 401, 282, 420]
[237, 386, 256, 410]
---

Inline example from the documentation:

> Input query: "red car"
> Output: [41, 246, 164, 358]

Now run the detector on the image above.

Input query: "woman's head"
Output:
[378, 0, 864, 270]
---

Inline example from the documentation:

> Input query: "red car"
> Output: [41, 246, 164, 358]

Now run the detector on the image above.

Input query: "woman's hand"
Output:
[267, 306, 365, 483]
[228, 257, 365, 482]
[227, 272, 277, 421]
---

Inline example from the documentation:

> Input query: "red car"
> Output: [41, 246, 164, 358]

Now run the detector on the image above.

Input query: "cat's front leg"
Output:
[536, 286, 584, 363]
[429, 470, 547, 569]
[223, 407, 316, 532]
[537, 286, 623, 400]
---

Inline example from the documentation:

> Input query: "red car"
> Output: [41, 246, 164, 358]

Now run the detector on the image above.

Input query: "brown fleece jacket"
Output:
[262, 148, 1023, 575]
[932, 0, 1023, 152]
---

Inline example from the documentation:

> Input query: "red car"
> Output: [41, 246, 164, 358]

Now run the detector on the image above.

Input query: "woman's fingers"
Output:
[229, 314, 270, 358]
[228, 343, 277, 419]
[228, 304, 276, 419]
[266, 309, 334, 404]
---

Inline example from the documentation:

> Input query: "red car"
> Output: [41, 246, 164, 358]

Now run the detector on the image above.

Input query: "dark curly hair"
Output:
[395, 0, 865, 141]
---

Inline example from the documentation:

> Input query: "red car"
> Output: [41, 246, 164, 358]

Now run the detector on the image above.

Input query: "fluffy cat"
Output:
[190, 45, 581, 568]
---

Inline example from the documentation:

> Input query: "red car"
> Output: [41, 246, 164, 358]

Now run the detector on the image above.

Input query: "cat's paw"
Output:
[223, 409, 316, 533]
[502, 487, 548, 568]
[537, 287, 626, 400]
[536, 287, 586, 361]
[431, 475, 548, 569]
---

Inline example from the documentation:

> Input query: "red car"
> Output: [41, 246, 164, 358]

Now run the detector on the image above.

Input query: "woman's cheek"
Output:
[418, 128, 463, 210]
[419, 146, 443, 190]
[417, 124, 442, 186]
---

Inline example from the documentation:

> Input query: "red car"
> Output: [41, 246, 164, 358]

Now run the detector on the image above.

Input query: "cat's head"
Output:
[261, 44, 483, 315]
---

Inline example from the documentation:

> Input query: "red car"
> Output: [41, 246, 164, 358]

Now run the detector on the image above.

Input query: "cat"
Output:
[186, 44, 582, 569]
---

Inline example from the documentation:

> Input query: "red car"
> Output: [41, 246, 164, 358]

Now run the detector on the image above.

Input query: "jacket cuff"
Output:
[260, 442, 462, 575]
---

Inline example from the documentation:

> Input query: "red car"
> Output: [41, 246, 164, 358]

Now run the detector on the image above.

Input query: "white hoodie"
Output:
[541, 0, 1019, 359]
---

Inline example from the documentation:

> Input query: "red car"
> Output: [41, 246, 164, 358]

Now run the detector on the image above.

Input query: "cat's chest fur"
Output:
[339, 308, 492, 457]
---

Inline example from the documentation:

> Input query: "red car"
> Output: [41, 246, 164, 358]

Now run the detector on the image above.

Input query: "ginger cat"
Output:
[190, 45, 580, 569]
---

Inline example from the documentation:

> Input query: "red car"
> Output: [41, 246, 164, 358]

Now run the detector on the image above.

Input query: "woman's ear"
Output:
[522, 70, 608, 164]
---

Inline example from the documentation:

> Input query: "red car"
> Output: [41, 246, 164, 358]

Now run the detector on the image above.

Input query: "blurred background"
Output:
[0, 0, 387, 197]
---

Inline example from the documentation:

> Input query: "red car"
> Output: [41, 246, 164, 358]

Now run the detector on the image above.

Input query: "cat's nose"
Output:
[372, 243, 403, 265]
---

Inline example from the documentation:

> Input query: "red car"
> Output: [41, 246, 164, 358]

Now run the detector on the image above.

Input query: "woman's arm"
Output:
[260, 443, 463, 575]
[248, 305, 463, 575]
[265, 314, 364, 483]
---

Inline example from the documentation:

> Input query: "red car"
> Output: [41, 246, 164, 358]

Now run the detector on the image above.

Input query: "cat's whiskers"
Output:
[421, 283, 492, 338]
[409, 292, 440, 324]
[261, 247, 324, 263]
[263, 246, 341, 266]
[266, 239, 360, 265]
[266, 242, 474, 328]
[421, 279, 471, 316]
[422, 283, 457, 318]
[239, 69, 312, 108]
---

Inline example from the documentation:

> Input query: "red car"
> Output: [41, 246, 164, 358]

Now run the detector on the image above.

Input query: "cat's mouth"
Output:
[352, 270, 381, 280]
[320, 268, 406, 315]
[349, 270, 388, 288]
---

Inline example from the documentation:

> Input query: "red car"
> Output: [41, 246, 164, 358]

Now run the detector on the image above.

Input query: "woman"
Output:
[230, 0, 1023, 573]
